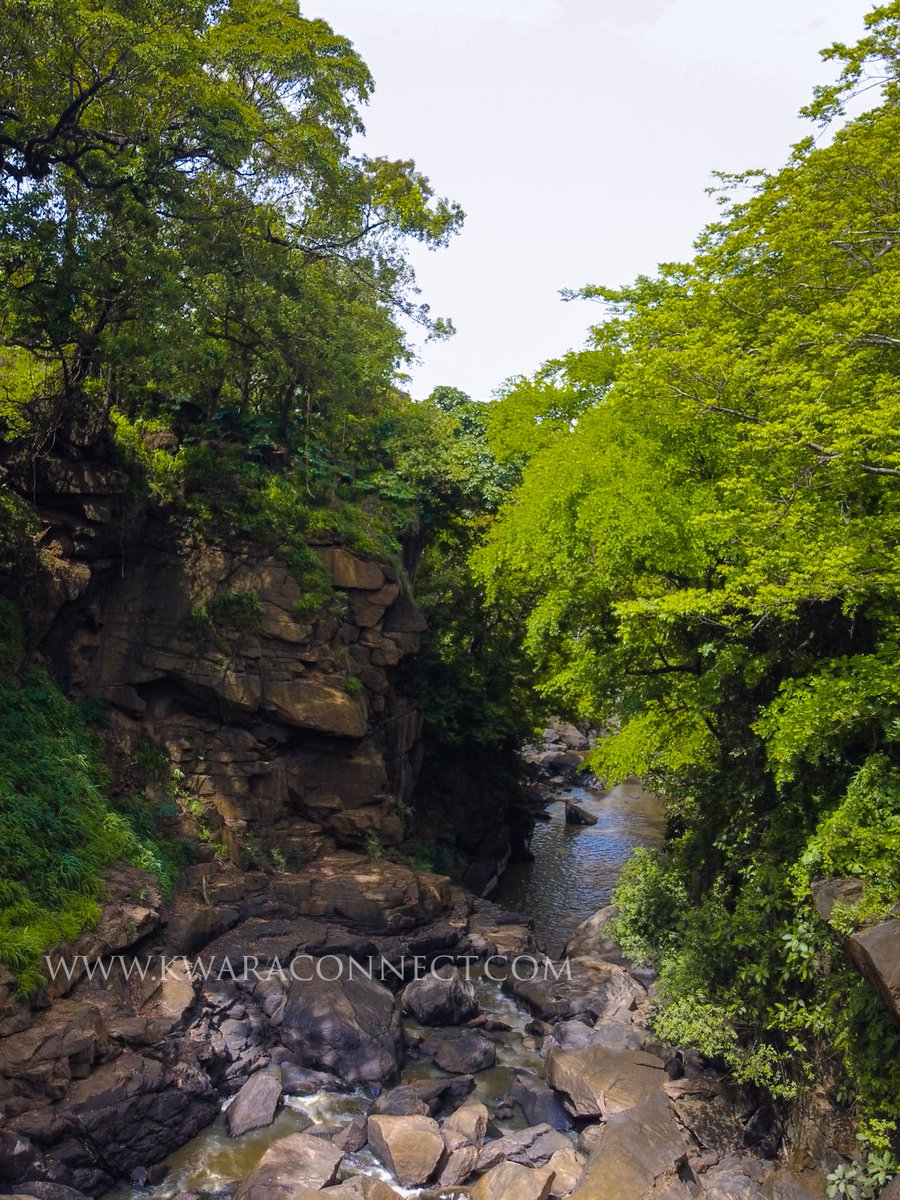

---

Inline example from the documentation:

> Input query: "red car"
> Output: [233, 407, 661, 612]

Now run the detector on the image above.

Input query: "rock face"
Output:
[234, 1132, 344, 1199]
[366, 1114, 445, 1187]
[226, 1070, 282, 1137]
[402, 966, 478, 1026]
[23, 444, 428, 868]
[279, 960, 402, 1085]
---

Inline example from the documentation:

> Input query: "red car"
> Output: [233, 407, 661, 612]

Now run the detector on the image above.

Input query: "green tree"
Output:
[476, 4, 900, 1139]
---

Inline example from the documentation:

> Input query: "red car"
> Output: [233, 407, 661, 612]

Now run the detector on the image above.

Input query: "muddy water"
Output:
[498, 779, 666, 957]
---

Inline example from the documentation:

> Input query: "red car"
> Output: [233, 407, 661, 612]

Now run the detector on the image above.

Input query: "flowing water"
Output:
[107, 777, 665, 1199]
[498, 779, 667, 956]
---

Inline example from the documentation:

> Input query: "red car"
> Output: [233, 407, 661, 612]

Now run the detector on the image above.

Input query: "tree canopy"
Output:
[476, 2, 900, 1141]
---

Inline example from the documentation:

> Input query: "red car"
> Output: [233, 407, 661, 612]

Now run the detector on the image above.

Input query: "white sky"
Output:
[307, 0, 876, 401]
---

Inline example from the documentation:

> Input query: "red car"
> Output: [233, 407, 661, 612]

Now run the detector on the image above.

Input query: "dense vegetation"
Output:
[0, 0, 530, 985]
[475, 3, 900, 1157]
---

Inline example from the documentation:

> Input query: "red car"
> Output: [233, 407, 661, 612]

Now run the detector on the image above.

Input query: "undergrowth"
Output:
[0, 599, 191, 994]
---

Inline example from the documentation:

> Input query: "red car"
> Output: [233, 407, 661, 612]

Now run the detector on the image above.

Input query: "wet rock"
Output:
[565, 802, 597, 826]
[280, 1064, 349, 1095]
[570, 1091, 693, 1199]
[372, 1075, 475, 1117]
[511, 1073, 572, 1132]
[470, 1160, 556, 1200]
[546, 1045, 665, 1119]
[699, 1156, 768, 1199]
[366, 1114, 445, 1187]
[59, 1050, 218, 1185]
[476, 1124, 572, 1172]
[402, 967, 478, 1026]
[234, 1132, 343, 1199]
[421, 1029, 496, 1074]
[226, 1071, 282, 1137]
[279, 958, 402, 1085]
[7, 1186, 93, 1200]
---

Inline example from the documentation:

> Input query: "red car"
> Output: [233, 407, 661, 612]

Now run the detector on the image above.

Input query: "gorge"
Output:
[2, 1, 900, 1197]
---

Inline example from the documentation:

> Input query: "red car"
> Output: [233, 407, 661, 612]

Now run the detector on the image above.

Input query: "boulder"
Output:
[234, 1132, 343, 1200]
[570, 1091, 692, 1200]
[846, 919, 900, 1027]
[442, 1101, 489, 1148]
[334, 1114, 368, 1153]
[476, 1124, 572, 1172]
[372, 1076, 475, 1116]
[506, 955, 647, 1026]
[421, 1029, 496, 1074]
[563, 907, 626, 964]
[547, 1045, 665, 1119]
[280, 958, 402, 1085]
[366, 1114, 445, 1187]
[226, 1071, 282, 1137]
[437, 1136, 479, 1187]
[547, 1146, 587, 1198]
[402, 967, 478, 1026]
[470, 1161, 556, 1200]
[565, 802, 597, 826]
[512, 1073, 573, 1131]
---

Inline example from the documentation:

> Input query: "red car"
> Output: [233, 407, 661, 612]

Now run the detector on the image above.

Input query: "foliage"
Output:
[0, 603, 190, 993]
[476, 9, 900, 1139]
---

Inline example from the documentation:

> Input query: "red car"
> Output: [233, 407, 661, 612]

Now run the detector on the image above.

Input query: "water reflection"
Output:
[498, 780, 666, 957]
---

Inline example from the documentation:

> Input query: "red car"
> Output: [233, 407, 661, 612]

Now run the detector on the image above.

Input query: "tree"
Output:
[0, 0, 462, 451]
[475, 9, 900, 1137]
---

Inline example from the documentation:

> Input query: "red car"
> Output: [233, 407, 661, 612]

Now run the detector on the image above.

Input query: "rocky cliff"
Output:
[9, 441, 428, 870]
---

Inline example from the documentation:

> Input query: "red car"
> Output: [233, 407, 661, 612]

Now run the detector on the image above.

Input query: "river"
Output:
[498, 779, 666, 956]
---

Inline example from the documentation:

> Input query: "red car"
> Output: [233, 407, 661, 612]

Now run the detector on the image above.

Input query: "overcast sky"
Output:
[307, 0, 876, 401]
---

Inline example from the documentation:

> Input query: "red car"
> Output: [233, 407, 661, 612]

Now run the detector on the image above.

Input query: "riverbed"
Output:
[107, 778, 665, 1199]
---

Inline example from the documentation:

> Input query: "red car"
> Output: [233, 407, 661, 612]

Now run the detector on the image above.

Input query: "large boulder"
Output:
[421, 1029, 496, 1074]
[402, 967, 478, 1026]
[234, 1132, 343, 1200]
[470, 1161, 556, 1200]
[546, 1045, 665, 1119]
[366, 1114, 445, 1187]
[570, 1091, 693, 1200]
[280, 958, 402, 1085]
[505, 956, 646, 1024]
[226, 1071, 282, 1137]
[476, 1124, 572, 1172]
[565, 802, 597, 827]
